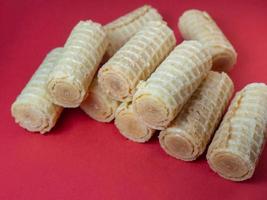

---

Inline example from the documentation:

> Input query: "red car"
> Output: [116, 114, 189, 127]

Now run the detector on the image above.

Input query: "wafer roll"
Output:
[178, 9, 237, 72]
[207, 83, 267, 181]
[98, 20, 176, 102]
[104, 5, 162, 58]
[159, 71, 234, 161]
[115, 102, 156, 143]
[11, 48, 63, 134]
[80, 77, 120, 122]
[133, 40, 212, 130]
[47, 20, 108, 108]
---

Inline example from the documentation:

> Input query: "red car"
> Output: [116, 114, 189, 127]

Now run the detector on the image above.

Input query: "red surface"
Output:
[1, 0, 267, 199]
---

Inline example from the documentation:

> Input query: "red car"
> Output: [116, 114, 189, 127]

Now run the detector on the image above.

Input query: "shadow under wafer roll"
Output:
[11, 48, 63, 134]
[207, 83, 267, 181]
[159, 71, 234, 161]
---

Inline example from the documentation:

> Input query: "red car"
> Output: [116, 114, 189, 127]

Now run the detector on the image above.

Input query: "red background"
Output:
[1, 0, 267, 199]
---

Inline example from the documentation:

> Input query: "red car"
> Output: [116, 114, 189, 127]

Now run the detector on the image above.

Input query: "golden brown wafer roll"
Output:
[207, 83, 267, 181]
[80, 77, 120, 122]
[11, 48, 63, 134]
[47, 20, 108, 108]
[133, 40, 212, 130]
[104, 5, 162, 58]
[178, 9, 237, 72]
[159, 71, 234, 161]
[98, 20, 176, 102]
[115, 102, 156, 143]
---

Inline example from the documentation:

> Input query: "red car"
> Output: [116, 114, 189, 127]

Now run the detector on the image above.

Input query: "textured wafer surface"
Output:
[207, 83, 267, 181]
[159, 71, 234, 161]
[80, 77, 120, 122]
[133, 40, 212, 130]
[178, 9, 237, 71]
[48, 20, 108, 108]
[99, 20, 176, 101]
[11, 48, 63, 133]
[115, 102, 155, 143]
[104, 5, 162, 58]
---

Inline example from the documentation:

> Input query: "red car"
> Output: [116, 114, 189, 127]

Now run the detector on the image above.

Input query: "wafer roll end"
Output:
[211, 46, 237, 72]
[207, 150, 252, 181]
[133, 94, 170, 130]
[159, 128, 198, 161]
[11, 103, 61, 134]
[115, 102, 155, 142]
[80, 80, 119, 122]
[81, 96, 116, 123]
[98, 68, 131, 101]
[47, 77, 85, 108]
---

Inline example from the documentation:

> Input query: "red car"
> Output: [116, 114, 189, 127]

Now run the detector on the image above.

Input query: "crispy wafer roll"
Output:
[98, 20, 176, 102]
[104, 5, 162, 58]
[115, 102, 156, 143]
[11, 48, 63, 134]
[159, 71, 234, 161]
[207, 83, 267, 181]
[178, 9, 237, 72]
[133, 40, 212, 130]
[47, 20, 108, 108]
[80, 77, 120, 122]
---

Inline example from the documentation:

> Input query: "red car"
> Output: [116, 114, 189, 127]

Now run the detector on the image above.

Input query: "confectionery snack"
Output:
[133, 40, 212, 130]
[47, 20, 108, 108]
[178, 9, 237, 72]
[159, 71, 233, 161]
[12, 4, 266, 183]
[80, 77, 120, 122]
[98, 20, 176, 102]
[207, 83, 267, 181]
[115, 102, 155, 143]
[104, 5, 162, 58]
[11, 48, 64, 133]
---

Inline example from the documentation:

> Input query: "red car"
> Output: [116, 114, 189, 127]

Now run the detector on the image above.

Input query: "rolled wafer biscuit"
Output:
[207, 83, 267, 181]
[104, 5, 162, 58]
[47, 20, 108, 108]
[80, 77, 120, 122]
[98, 20, 176, 102]
[115, 102, 156, 143]
[11, 48, 63, 134]
[133, 40, 212, 130]
[159, 71, 234, 161]
[178, 9, 237, 72]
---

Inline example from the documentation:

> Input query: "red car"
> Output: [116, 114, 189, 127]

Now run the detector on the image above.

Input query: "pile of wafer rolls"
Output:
[11, 5, 267, 182]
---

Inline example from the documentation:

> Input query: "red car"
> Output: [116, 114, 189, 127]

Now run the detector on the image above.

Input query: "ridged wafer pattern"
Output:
[47, 20, 108, 108]
[133, 40, 212, 130]
[207, 83, 267, 181]
[115, 102, 155, 143]
[178, 9, 237, 72]
[104, 5, 162, 58]
[11, 48, 63, 134]
[80, 77, 120, 122]
[159, 71, 234, 161]
[98, 20, 176, 102]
